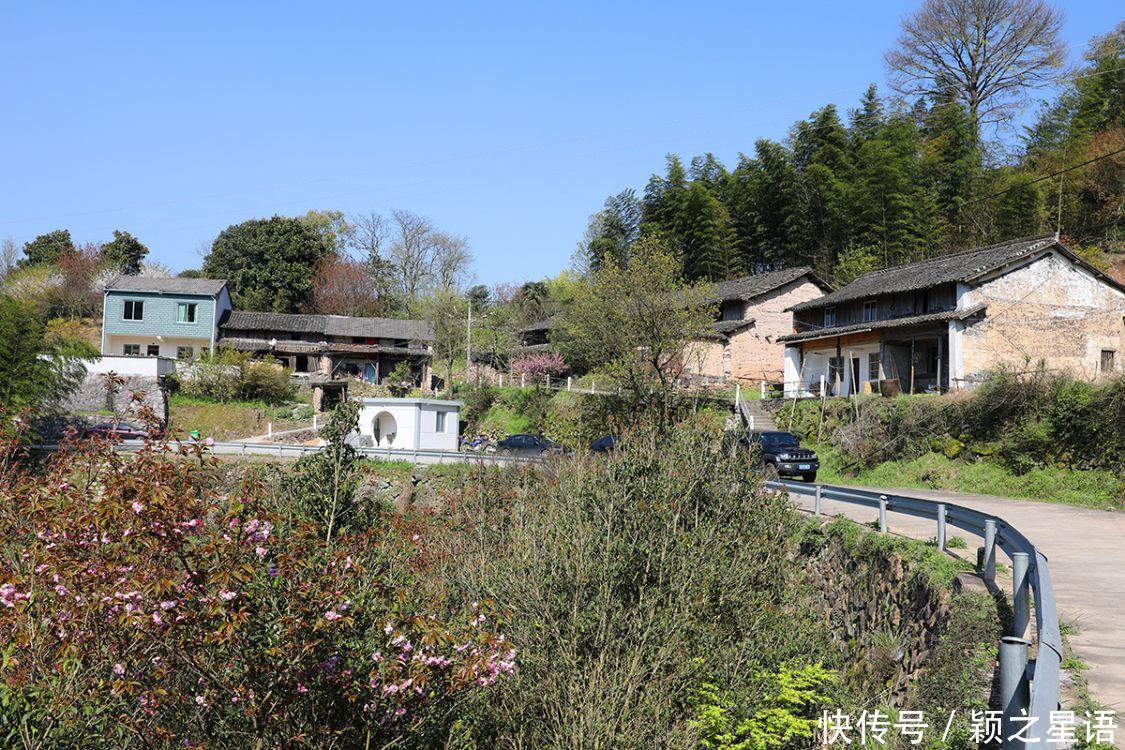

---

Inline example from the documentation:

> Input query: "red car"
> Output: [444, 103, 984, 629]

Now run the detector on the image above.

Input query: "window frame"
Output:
[823, 307, 836, 327]
[123, 299, 144, 322]
[867, 352, 881, 382]
[123, 344, 140, 356]
[1101, 349, 1116, 374]
[862, 299, 878, 323]
[176, 346, 194, 360]
[177, 302, 198, 324]
[435, 411, 447, 433]
[146, 345, 160, 357]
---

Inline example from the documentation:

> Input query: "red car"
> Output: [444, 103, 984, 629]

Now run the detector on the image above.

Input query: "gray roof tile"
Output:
[105, 276, 228, 296]
[221, 311, 434, 341]
[713, 267, 830, 303]
[790, 235, 1061, 312]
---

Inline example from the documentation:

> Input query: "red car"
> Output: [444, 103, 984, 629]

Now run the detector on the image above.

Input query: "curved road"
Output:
[788, 486, 1125, 712]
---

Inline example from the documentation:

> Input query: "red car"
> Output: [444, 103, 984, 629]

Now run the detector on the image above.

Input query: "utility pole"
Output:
[465, 299, 472, 383]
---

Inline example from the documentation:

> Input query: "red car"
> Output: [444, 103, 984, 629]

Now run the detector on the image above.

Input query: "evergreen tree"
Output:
[583, 189, 642, 271]
[678, 181, 737, 282]
[21, 229, 74, 267]
[641, 155, 689, 242]
[792, 105, 854, 274]
[102, 230, 149, 275]
[919, 96, 983, 248]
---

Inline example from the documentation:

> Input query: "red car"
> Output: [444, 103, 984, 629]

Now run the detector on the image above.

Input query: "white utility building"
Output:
[355, 397, 461, 452]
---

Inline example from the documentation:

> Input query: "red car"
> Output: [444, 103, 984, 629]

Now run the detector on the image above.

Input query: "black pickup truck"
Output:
[750, 431, 819, 482]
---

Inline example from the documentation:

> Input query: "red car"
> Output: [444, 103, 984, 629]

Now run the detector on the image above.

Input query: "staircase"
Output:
[736, 398, 777, 432]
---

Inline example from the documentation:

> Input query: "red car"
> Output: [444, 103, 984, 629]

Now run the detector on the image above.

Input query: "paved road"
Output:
[788, 486, 1125, 712]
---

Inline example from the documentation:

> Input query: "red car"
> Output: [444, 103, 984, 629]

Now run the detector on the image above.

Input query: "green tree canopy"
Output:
[203, 216, 329, 313]
[102, 230, 149, 275]
[556, 237, 714, 421]
[22, 229, 74, 267]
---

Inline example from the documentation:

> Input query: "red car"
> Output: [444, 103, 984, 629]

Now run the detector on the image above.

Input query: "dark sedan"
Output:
[76, 423, 151, 441]
[496, 434, 568, 457]
[590, 435, 618, 453]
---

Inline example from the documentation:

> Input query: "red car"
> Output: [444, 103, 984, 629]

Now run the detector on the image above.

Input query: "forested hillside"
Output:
[582, 21, 1125, 286]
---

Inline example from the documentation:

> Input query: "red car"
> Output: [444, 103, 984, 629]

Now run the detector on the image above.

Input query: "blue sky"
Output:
[1, 1, 1118, 286]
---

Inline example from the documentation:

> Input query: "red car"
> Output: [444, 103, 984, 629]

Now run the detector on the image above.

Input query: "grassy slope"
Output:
[813, 444, 1123, 511]
[169, 395, 307, 441]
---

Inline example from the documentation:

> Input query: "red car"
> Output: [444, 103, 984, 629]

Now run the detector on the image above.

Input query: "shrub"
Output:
[175, 348, 294, 405]
[429, 420, 835, 747]
[0, 418, 511, 748]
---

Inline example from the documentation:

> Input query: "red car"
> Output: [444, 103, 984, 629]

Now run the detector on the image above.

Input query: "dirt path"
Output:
[789, 486, 1125, 712]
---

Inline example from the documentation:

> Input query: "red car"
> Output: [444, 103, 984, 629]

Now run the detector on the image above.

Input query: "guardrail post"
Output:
[878, 495, 888, 533]
[814, 485, 822, 516]
[936, 503, 947, 551]
[735, 383, 741, 408]
[567, 376, 572, 391]
[1011, 552, 1031, 639]
[983, 519, 998, 584]
[267, 422, 272, 438]
[999, 636, 1030, 750]
[312, 414, 318, 430]
[591, 379, 596, 393]
[760, 380, 766, 399]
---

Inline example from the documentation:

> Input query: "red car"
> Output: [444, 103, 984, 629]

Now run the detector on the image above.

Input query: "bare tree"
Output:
[388, 209, 436, 305]
[432, 232, 472, 290]
[0, 237, 18, 280]
[885, 0, 1066, 130]
[348, 211, 386, 265]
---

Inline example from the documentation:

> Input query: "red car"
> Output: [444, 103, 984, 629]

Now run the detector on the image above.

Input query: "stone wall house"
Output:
[683, 267, 832, 385]
[218, 311, 434, 394]
[780, 234, 1125, 396]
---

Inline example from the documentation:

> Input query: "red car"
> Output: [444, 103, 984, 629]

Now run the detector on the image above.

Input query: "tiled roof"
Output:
[713, 267, 830, 303]
[779, 304, 987, 343]
[105, 276, 228, 296]
[790, 235, 1062, 312]
[711, 319, 756, 334]
[221, 311, 434, 341]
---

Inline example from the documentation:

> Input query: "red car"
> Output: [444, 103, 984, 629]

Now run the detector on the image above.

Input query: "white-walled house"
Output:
[355, 398, 461, 451]
[780, 235, 1125, 396]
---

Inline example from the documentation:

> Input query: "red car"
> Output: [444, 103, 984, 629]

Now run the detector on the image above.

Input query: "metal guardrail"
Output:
[32, 440, 538, 467]
[769, 479, 1061, 747]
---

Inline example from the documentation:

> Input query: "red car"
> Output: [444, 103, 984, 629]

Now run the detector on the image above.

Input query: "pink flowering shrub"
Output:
[509, 352, 568, 380]
[0, 428, 513, 748]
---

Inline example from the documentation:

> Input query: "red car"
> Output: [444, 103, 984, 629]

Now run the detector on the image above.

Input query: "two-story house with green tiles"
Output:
[101, 277, 232, 359]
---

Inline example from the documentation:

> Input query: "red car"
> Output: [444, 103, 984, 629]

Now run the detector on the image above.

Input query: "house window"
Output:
[177, 346, 194, 360]
[824, 307, 836, 327]
[177, 303, 197, 323]
[435, 411, 447, 433]
[123, 344, 140, 356]
[123, 300, 144, 321]
[862, 300, 878, 322]
[868, 352, 881, 381]
[1102, 350, 1116, 373]
[146, 345, 160, 357]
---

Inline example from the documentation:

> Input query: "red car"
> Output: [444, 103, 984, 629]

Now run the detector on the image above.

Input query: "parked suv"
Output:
[751, 431, 819, 482]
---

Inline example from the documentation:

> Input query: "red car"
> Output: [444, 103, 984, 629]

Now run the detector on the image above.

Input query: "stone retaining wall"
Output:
[802, 529, 958, 706]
